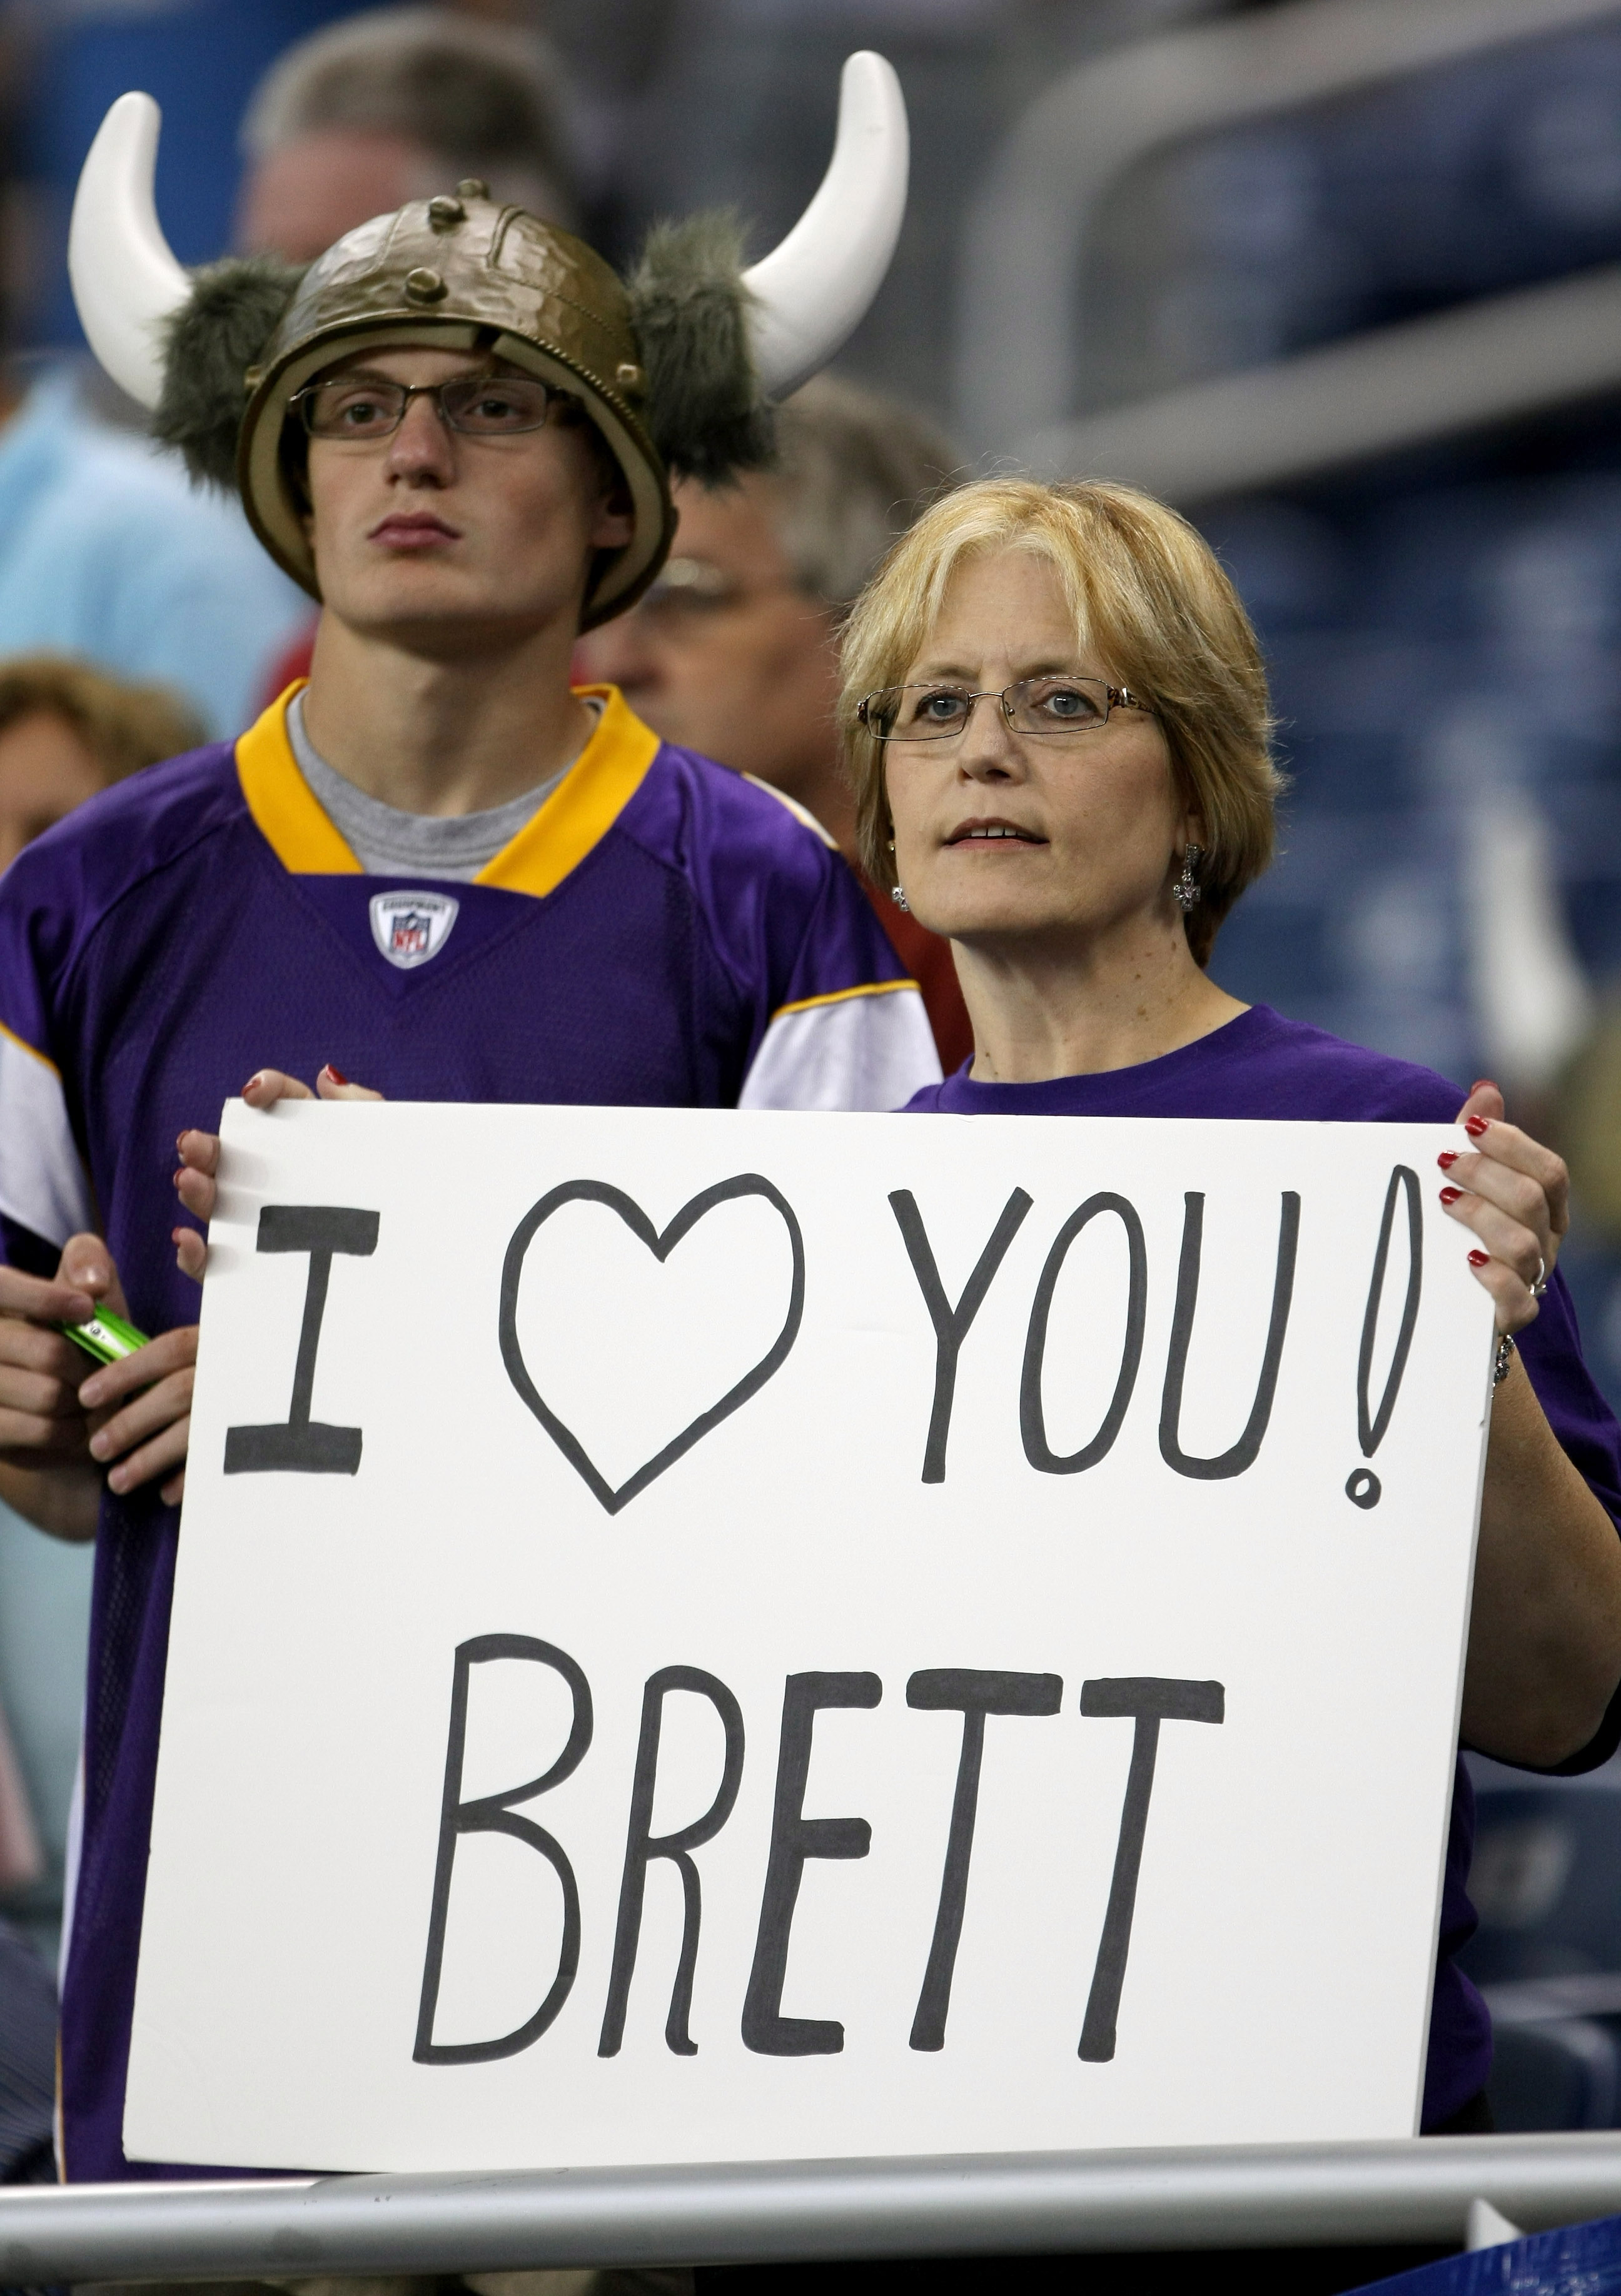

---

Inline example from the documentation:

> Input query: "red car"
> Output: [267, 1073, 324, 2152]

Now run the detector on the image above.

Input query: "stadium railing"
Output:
[6, 2137, 1621, 2278]
[956, 0, 1621, 496]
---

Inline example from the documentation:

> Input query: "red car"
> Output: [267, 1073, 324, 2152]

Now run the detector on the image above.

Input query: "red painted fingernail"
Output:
[243, 1075, 260, 1095]
[1465, 1115, 1489, 1137]
[1440, 1186, 1463, 1205]
[1438, 1152, 1458, 1171]
[1468, 1250, 1490, 1267]
[1472, 1079, 1497, 1094]
[323, 1064, 350, 1085]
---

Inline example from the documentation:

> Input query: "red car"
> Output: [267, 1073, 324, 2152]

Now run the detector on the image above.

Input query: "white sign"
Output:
[127, 1101, 1494, 2173]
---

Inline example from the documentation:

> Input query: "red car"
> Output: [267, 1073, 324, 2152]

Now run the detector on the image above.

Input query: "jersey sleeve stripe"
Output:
[740, 982, 942, 1112]
[770, 977, 922, 1022]
[236, 683, 363, 875]
[0, 1027, 93, 1249]
[740, 774, 841, 850]
[0, 1017, 61, 1077]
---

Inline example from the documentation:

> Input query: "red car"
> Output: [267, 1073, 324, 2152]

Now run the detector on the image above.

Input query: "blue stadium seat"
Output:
[1461, 1784, 1621, 1983]
[1487, 2019, 1620, 2132]
[1176, 23, 1621, 1256]
[1457, 1785, 1621, 2130]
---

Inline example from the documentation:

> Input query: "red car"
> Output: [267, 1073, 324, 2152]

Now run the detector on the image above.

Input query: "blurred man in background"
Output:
[577, 375, 974, 1070]
[236, 5, 579, 263]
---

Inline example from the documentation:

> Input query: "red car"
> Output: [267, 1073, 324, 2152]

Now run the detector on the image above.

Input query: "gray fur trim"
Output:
[626, 213, 774, 484]
[151, 257, 305, 489]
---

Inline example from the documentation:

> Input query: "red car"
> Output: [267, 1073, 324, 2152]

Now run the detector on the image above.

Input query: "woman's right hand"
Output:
[174, 1064, 383, 1280]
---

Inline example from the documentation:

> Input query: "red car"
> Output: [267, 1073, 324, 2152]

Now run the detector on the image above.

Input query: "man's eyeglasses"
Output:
[857, 675, 1155, 742]
[292, 373, 566, 441]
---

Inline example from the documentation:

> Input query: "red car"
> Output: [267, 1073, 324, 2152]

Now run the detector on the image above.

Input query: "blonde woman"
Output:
[841, 475, 1621, 2135]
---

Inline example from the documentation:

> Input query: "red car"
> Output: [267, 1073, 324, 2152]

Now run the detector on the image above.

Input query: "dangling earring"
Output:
[887, 837, 909, 910]
[1174, 843, 1203, 913]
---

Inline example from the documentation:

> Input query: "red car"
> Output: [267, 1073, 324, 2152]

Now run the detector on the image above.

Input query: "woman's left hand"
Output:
[1439, 1080, 1568, 1336]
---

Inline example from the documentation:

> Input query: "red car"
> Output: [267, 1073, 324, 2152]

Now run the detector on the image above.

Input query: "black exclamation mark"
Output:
[1346, 1166, 1423, 1509]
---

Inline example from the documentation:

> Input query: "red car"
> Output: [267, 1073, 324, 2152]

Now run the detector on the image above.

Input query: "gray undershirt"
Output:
[286, 688, 596, 881]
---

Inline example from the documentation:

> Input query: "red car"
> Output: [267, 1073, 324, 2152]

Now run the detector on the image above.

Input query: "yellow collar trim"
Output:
[236, 682, 360, 874]
[476, 685, 660, 897]
[234, 680, 662, 897]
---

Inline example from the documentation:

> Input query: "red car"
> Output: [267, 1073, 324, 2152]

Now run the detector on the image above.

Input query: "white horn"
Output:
[742, 52, 908, 400]
[68, 93, 191, 411]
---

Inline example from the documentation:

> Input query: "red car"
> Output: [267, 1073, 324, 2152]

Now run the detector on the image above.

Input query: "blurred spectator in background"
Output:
[0, 1916, 54, 2185]
[0, 1701, 39, 1903]
[1561, 1012, 1621, 1236]
[236, 6, 578, 263]
[0, 655, 205, 874]
[0, 29, 308, 743]
[0, 4, 315, 736]
[248, 5, 581, 702]
[0, 1626, 51, 2188]
[0, 351, 310, 742]
[0, 658, 202, 2183]
[578, 375, 974, 1070]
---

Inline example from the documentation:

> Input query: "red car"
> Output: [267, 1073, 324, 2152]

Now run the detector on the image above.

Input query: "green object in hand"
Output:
[59, 1307, 148, 1365]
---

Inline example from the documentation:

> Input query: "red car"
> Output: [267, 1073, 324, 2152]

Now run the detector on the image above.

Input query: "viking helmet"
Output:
[67, 55, 908, 627]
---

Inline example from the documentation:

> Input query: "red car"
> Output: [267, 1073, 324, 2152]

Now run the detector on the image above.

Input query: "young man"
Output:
[241, 1, 586, 701]
[0, 68, 934, 2179]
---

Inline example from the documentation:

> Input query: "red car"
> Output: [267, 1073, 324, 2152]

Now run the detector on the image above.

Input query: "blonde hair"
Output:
[0, 657, 205, 785]
[837, 476, 1280, 965]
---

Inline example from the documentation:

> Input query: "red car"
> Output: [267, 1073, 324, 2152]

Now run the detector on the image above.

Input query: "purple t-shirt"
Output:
[905, 1002, 1621, 2130]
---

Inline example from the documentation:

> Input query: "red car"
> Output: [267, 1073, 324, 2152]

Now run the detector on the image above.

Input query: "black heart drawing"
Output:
[498, 1173, 805, 1515]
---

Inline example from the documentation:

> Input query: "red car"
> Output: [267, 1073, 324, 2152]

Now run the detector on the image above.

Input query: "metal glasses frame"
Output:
[857, 676, 1154, 742]
[290, 372, 565, 441]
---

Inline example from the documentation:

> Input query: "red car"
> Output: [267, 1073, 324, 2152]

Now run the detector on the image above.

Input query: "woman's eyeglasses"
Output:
[857, 675, 1154, 742]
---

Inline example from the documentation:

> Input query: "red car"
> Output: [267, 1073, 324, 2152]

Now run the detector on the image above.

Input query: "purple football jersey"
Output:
[0, 683, 938, 2179]
[905, 1002, 1621, 2131]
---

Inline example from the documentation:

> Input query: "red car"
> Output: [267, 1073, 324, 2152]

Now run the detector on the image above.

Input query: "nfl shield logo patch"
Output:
[368, 890, 460, 970]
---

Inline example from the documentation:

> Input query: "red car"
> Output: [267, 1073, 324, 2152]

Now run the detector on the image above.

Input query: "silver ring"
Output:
[1533, 1254, 1548, 1298]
